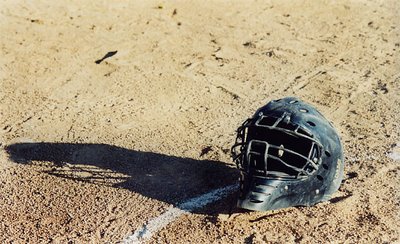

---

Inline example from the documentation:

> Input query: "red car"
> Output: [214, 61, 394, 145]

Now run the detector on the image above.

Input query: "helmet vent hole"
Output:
[289, 100, 298, 104]
[250, 199, 263, 203]
[325, 151, 331, 157]
[322, 163, 329, 170]
[307, 121, 316, 127]
[299, 108, 308, 113]
[317, 175, 324, 181]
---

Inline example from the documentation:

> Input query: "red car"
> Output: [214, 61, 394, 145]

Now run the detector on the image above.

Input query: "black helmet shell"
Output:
[231, 97, 344, 211]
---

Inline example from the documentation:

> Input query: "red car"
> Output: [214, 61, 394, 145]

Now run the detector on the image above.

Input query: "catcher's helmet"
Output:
[231, 97, 344, 211]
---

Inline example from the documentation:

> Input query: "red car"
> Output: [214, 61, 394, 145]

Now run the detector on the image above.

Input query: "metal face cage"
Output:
[231, 113, 323, 180]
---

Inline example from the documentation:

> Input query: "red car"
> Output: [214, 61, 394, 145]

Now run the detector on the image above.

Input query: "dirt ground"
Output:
[1, 0, 399, 243]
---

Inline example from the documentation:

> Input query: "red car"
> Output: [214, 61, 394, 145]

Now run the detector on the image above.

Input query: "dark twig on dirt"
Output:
[95, 50, 118, 64]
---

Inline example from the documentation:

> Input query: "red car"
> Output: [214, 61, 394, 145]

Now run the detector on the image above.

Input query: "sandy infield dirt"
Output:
[1, 0, 399, 243]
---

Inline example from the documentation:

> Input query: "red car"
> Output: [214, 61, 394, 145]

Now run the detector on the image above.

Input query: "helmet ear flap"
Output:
[232, 97, 344, 212]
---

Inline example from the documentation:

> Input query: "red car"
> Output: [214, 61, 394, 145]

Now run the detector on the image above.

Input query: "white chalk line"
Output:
[388, 143, 400, 161]
[122, 184, 238, 244]
[388, 151, 400, 161]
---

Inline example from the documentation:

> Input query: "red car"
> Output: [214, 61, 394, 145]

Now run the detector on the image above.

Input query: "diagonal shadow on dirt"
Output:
[5, 142, 238, 214]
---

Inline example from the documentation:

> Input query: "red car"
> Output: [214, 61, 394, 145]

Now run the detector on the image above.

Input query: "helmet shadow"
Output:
[5, 142, 238, 214]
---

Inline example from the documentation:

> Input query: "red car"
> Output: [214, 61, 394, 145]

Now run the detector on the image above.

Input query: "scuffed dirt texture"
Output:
[0, 0, 399, 243]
